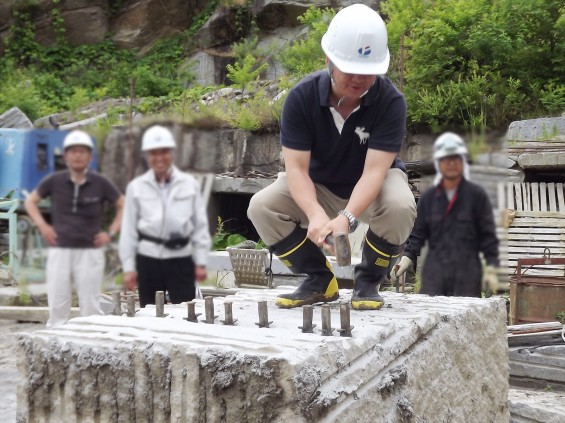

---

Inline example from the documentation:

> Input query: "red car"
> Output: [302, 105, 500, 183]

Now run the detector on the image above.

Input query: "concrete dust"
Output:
[0, 320, 43, 422]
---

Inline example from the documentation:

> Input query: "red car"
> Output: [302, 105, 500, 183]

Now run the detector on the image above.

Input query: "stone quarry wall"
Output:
[16, 290, 509, 422]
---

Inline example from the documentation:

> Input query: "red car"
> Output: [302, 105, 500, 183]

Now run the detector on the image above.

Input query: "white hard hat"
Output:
[63, 130, 94, 150]
[321, 4, 390, 75]
[141, 125, 176, 152]
[433, 132, 468, 160]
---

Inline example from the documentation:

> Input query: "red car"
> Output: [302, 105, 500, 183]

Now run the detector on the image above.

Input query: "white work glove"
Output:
[390, 256, 413, 285]
[482, 265, 499, 293]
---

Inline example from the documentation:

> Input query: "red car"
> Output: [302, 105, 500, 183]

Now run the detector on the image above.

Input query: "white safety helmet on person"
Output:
[63, 130, 94, 150]
[321, 4, 390, 75]
[141, 125, 176, 152]
[433, 132, 468, 160]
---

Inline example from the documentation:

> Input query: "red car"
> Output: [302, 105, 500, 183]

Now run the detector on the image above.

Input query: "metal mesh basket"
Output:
[227, 247, 273, 288]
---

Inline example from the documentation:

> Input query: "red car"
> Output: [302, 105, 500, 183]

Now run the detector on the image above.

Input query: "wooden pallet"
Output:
[497, 182, 565, 278]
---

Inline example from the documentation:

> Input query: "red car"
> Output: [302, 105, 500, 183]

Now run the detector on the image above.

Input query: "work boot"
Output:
[271, 227, 339, 308]
[352, 229, 403, 310]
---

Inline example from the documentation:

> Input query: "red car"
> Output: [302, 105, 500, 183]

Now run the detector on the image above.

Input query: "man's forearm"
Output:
[24, 194, 48, 229]
[286, 168, 325, 219]
[108, 196, 125, 234]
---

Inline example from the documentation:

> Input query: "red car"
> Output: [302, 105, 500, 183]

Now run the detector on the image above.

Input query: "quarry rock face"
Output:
[16, 290, 509, 422]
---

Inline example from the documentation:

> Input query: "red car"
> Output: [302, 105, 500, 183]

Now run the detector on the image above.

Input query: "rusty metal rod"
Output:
[337, 302, 354, 337]
[321, 304, 334, 336]
[298, 305, 316, 333]
[255, 301, 272, 328]
[184, 301, 201, 323]
[221, 301, 238, 325]
[126, 293, 136, 317]
[202, 296, 218, 324]
[112, 291, 121, 316]
[155, 291, 165, 317]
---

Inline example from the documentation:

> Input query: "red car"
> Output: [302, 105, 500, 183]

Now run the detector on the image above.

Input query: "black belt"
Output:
[138, 231, 190, 250]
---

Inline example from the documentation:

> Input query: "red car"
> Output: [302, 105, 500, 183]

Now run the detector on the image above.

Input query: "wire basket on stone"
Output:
[227, 241, 273, 289]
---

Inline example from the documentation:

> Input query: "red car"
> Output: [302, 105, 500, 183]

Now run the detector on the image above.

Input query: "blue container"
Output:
[0, 128, 98, 202]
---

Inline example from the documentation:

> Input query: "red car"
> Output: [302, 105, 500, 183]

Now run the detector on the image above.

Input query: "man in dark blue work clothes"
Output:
[391, 132, 499, 297]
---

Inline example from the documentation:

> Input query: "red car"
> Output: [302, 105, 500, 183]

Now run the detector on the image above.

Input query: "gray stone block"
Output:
[16, 292, 510, 422]
[508, 118, 565, 141]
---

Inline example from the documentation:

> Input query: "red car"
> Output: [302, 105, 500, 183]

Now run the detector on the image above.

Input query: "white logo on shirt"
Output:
[355, 127, 369, 144]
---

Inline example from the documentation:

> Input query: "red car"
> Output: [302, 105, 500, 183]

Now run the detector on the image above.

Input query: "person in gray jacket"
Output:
[119, 125, 211, 307]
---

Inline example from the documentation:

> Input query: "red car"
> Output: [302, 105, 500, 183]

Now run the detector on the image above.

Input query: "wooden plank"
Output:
[531, 183, 540, 212]
[509, 225, 565, 232]
[497, 182, 506, 209]
[523, 183, 530, 212]
[506, 182, 516, 210]
[514, 211, 565, 219]
[540, 182, 547, 212]
[515, 183, 523, 211]
[508, 247, 565, 254]
[508, 233, 564, 241]
[509, 219, 565, 228]
[548, 182, 557, 211]
[557, 183, 565, 211]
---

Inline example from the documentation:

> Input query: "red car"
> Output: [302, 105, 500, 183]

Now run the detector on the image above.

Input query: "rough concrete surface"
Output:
[15, 290, 511, 422]
[509, 388, 565, 423]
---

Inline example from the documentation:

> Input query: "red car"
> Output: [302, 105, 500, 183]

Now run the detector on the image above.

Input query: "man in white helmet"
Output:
[25, 129, 124, 327]
[119, 125, 211, 307]
[248, 4, 416, 310]
[390, 132, 500, 297]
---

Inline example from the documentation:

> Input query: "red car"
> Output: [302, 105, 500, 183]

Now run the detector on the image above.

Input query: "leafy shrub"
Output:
[280, 6, 334, 76]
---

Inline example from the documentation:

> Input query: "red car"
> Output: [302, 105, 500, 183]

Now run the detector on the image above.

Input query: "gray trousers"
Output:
[247, 168, 417, 247]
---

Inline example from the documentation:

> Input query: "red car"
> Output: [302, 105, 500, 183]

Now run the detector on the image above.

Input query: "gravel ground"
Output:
[0, 320, 44, 423]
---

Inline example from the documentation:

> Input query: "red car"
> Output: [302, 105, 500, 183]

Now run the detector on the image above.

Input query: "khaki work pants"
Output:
[247, 168, 417, 247]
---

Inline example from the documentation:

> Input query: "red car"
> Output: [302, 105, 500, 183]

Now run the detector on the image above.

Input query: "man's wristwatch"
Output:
[338, 209, 359, 233]
[107, 230, 116, 240]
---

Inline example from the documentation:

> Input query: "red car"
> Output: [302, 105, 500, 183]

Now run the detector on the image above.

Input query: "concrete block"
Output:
[518, 151, 565, 169]
[509, 388, 565, 423]
[509, 345, 565, 384]
[508, 117, 565, 141]
[16, 290, 509, 422]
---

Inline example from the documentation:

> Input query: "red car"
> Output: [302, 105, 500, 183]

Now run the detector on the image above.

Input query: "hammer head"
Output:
[326, 233, 351, 267]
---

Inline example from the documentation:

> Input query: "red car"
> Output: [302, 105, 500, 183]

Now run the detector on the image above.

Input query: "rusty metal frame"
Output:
[509, 248, 565, 325]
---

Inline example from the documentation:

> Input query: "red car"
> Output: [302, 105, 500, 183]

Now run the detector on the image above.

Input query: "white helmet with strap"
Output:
[63, 130, 94, 150]
[433, 132, 468, 160]
[321, 4, 390, 75]
[141, 125, 176, 152]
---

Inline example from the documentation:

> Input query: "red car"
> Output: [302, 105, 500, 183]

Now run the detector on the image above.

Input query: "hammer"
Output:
[325, 233, 352, 267]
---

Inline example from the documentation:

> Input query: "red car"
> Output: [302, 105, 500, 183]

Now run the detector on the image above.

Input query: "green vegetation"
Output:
[0, 1, 563, 133]
[382, 0, 565, 131]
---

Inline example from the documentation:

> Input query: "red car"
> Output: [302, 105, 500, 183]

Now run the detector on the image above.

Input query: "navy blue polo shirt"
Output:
[37, 170, 121, 248]
[281, 70, 406, 198]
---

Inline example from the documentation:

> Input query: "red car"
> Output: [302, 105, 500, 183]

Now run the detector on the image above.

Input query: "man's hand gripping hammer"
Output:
[325, 233, 352, 267]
